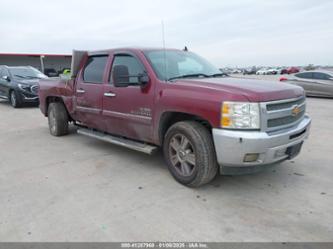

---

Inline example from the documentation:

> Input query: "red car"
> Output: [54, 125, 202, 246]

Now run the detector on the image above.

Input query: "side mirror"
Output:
[113, 65, 130, 87]
[138, 73, 149, 87]
[2, 75, 10, 82]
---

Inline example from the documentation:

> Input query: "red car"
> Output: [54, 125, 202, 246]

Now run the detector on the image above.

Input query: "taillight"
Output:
[279, 77, 287, 82]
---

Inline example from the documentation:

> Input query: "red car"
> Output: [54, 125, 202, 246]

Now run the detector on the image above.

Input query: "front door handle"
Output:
[104, 92, 116, 97]
[77, 89, 85, 94]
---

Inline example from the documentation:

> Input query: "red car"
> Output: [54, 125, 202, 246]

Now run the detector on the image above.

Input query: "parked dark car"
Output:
[44, 68, 59, 77]
[280, 68, 288, 74]
[280, 70, 333, 98]
[0, 66, 48, 108]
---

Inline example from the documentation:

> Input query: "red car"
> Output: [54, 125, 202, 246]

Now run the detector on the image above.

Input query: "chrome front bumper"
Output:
[212, 115, 311, 172]
[20, 92, 39, 102]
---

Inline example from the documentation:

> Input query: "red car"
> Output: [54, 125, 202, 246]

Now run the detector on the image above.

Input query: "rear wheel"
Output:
[48, 102, 69, 136]
[10, 90, 22, 108]
[163, 121, 218, 187]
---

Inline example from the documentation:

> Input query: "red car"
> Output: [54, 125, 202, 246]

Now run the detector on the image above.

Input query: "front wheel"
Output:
[10, 90, 22, 108]
[48, 102, 69, 136]
[163, 121, 218, 187]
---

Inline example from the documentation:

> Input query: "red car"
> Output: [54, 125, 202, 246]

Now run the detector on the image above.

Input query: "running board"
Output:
[77, 128, 158, 155]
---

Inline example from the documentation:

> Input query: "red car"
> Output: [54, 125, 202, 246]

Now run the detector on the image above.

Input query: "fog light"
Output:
[243, 153, 259, 162]
[275, 149, 287, 158]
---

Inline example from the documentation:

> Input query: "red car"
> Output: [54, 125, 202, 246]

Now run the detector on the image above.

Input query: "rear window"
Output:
[83, 55, 108, 83]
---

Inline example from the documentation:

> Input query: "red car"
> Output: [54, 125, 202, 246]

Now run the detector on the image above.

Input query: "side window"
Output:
[82, 55, 108, 83]
[110, 55, 145, 86]
[0, 68, 3, 78]
[295, 72, 313, 79]
[2, 68, 10, 77]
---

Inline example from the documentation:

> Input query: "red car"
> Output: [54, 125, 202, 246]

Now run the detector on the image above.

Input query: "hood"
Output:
[174, 77, 304, 102]
[17, 79, 40, 85]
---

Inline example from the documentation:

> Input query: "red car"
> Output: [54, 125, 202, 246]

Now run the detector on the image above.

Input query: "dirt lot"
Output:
[0, 84, 332, 241]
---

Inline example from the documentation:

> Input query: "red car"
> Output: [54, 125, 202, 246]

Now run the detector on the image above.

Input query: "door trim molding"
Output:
[76, 106, 102, 114]
[102, 110, 152, 124]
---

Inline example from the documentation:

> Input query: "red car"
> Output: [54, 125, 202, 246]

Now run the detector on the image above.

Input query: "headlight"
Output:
[18, 83, 31, 91]
[221, 102, 260, 129]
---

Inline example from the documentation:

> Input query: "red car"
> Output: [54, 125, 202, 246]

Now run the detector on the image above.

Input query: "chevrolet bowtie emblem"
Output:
[291, 105, 301, 116]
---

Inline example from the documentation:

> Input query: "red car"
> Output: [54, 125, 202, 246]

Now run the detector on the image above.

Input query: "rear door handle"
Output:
[104, 92, 116, 97]
[77, 89, 85, 94]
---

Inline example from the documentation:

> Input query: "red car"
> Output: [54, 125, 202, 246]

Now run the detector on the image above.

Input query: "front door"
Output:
[74, 55, 108, 130]
[0, 67, 11, 98]
[293, 72, 314, 93]
[102, 53, 155, 142]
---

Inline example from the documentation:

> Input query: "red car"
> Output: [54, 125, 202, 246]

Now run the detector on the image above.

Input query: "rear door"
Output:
[310, 72, 333, 97]
[102, 52, 155, 142]
[74, 55, 108, 130]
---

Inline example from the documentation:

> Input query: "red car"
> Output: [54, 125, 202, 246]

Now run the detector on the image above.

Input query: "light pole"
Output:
[40, 55, 45, 73]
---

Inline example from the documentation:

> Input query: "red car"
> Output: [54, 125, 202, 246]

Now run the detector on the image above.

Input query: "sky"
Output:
[0, 0, 332, 67]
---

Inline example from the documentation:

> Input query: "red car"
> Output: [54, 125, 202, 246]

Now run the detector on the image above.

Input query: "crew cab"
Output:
[38, 48, 311, 187]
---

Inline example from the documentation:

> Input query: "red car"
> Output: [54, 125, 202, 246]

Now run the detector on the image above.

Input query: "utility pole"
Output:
[40, 55, 45, 73]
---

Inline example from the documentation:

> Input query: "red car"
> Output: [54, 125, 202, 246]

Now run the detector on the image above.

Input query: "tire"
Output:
[10, 90, 23, 108]
[163, 121, 218, 187]
[47, 102, 69, 136]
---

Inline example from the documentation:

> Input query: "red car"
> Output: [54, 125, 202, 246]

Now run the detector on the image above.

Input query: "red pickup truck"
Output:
[38, 48, 311, 187]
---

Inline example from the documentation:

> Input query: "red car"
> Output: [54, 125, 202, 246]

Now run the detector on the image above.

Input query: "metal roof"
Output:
[0, 53, 71, 57]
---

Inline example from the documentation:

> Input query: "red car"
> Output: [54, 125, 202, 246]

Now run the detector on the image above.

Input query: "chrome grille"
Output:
[267, 110, 305, 128]
[261, 96, 306, 132]
[31, 85, 39, 94]
[266, 97, 305, 111]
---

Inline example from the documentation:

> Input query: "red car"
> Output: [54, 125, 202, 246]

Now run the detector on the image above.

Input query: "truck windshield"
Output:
[144, 50, 222, 81]
[10, 67, 48, 79]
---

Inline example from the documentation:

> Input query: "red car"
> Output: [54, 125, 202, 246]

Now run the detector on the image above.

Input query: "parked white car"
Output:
[256, 68, 270, 75]
[267, 68, 279, 75]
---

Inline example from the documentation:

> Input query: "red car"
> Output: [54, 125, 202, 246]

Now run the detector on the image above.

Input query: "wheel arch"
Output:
[158, 111, 213, 145]
[46, 96, 73, 121]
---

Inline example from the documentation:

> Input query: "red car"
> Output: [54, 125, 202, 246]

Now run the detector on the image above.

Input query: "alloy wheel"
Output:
[49, 109, 56, 133]
[168, 133, 196, 177]
[10, 92, 16, 107]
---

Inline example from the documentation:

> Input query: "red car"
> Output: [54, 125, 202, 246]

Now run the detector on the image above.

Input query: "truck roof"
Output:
[86, 47, 180, 56]
[71, 47, 182, 77]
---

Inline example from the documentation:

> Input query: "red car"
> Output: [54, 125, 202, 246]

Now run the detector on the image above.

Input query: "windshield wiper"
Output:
[208, 73, 229, 77]
[14, 74, 29, 79]
[25, 76, 39, 79]
[167, 73, 209, 81]
[14, 75, 39, 79]
[167, 73, 229, 81]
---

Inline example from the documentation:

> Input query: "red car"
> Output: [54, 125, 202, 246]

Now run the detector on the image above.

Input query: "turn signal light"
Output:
[221, 116, 231, 127]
